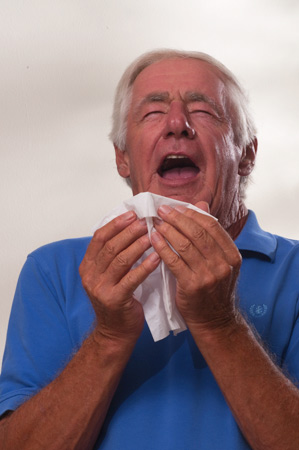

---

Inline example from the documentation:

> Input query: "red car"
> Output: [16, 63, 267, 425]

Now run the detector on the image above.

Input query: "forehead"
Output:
[131, 58, 227, 104]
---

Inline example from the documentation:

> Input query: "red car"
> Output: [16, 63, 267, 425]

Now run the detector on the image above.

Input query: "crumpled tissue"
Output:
[93, 192, 214, 342]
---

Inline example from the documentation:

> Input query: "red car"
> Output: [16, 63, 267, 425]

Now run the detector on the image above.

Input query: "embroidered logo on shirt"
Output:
[249, 304, 268, 318]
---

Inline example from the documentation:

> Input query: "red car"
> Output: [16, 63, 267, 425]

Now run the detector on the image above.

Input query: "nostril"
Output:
[165, 126, 195, 139]
[182, 127, 195, 139]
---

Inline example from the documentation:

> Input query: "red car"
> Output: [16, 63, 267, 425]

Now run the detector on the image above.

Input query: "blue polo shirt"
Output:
[0, 211, 299, 449]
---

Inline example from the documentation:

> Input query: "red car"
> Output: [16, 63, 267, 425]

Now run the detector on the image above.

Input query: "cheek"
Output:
[128, 155, 152, 188]
[206, 139, 241, 195]
[126, 126, 158, 157]
[214, 133, 241, 168]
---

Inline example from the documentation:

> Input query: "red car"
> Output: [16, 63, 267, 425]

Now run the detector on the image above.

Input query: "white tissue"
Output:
[93, 192, 214, 342]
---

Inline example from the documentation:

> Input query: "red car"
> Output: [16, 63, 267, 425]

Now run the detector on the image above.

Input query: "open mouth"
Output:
[158, 155, 200, 180]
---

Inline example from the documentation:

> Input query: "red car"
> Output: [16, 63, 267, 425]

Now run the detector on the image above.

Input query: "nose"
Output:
[163, 102, 195, 140]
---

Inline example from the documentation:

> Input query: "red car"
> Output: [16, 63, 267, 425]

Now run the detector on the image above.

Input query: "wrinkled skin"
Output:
[80, 212, 160, 342]
[115, 58, 257, 231]
[151, 204, 242, 332]
[80, 57, 257, 341]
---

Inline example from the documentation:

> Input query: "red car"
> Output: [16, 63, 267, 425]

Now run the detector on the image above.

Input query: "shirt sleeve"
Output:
[0, 254, 74, 416]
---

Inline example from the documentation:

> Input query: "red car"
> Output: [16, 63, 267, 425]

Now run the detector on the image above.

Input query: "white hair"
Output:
[109, 49, 257, 196]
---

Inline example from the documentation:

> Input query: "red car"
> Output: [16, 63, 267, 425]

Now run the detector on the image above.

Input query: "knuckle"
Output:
[178, 238, 192, 254]
[126, 225, 135, 237]
[137, 234, 150, 248]
[227, 249, 242, 269]
[167, 252, 181, 268]
[191, 226, 206, 241]
[128, 220, 141, 235]
[81, 272, 95, 291]
[93, 228, 105, 244]
[233, 251, 242, 268]
[104, 240, 116, 256]
[216, 263, 232, 280]
[126, 270, 137, 284]
[141, 257, 153, 272]
[111, 216, 125, 232]
[207, 217, 219, 230]
[200, 272, 218, 290]
[115, 252, 129, 267]
[158, 221, 171, 234]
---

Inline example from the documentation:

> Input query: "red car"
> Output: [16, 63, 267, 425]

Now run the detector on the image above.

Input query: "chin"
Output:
[132, 175, 207, 206]
[151, 182, 202, 205]
[166, 193, 195, 203]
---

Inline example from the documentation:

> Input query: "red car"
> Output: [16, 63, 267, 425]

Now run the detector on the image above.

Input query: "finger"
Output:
[156, 206, 226, 262]
[118, 251, 161, 296]
[105, 233, 153, 282]
[154, 219, 233, 284]
[183, 209, 242, 268]
[158, 205, 241, 268]
[150, 230, 190, 279]
[85, 211, 137, 261]
[153, 219, 201, 271]
[94, 218, 148, 272]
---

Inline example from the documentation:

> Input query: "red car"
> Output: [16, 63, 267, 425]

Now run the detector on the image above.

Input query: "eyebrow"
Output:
[133, 91, 170, 115]
[184, 91, 223, 116]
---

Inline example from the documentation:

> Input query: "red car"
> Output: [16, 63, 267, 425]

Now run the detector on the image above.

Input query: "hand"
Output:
[79, 211, 160, 343]
[151, 204, 242, 334]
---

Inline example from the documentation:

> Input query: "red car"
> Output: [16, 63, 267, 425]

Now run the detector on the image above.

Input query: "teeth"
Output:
[165, 155, 187, 159]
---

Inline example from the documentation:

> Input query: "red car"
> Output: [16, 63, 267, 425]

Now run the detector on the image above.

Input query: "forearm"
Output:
[0, 330, 137, 450]
[190, 314, 299, 450]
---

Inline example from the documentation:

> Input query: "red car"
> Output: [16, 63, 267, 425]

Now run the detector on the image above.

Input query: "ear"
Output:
[238, 137, 258, 176]
[114, 145, 131, 178]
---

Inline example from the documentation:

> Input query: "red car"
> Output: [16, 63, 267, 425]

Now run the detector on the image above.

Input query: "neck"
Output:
[225, 203, 248, 240]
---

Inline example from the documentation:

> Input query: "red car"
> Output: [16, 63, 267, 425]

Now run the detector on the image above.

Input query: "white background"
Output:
[1, 0, 299, 360]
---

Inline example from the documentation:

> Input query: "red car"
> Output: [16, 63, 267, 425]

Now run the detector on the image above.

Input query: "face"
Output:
[115, 58, 255, 227]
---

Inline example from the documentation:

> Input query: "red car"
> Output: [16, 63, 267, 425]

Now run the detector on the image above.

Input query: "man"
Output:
[0, 49, 299, 449]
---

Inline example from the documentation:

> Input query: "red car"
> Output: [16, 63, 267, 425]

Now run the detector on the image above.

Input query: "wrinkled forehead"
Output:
[130, 58, 230, 111]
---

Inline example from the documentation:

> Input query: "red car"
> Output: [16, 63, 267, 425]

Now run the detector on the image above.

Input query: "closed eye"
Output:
[190, 109, 213, 116]
[144, 110, 165, 118]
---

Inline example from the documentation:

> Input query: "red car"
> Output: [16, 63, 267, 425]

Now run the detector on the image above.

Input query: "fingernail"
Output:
[148, 252, 160, 263]
[153, 217, 163, 226]
[123, 211, 136, 221]
[175, 205, 187, 213]
[158, 205, 172, 215]
[151, 231, 162, 243]
[138, 218, 147, 226]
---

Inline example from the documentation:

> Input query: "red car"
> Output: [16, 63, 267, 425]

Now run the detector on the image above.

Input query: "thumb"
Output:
[194, 201, 210, 214]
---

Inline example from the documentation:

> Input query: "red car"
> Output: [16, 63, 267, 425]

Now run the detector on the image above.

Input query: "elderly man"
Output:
[0, 49, 299, 450]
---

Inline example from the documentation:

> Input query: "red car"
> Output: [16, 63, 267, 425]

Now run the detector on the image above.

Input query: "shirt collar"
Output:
[235, 210, 277, 262]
